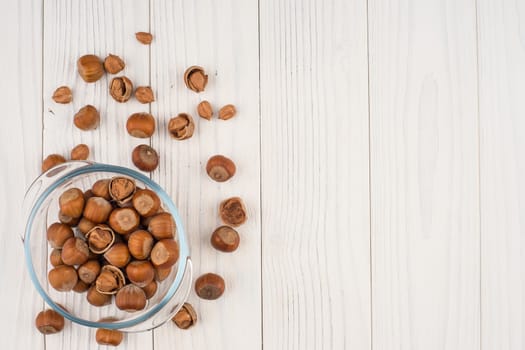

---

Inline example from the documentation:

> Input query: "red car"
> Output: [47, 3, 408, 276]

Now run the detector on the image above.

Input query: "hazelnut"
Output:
[83, 196, 113, 223]
[84, 189, 94, 201]
[46, 222, 74, 249]
[147, 212, 176, 239]
[70, 144, 90, 160]
[61, 237, 90, 265]
[115, 284, 147, 312]
[154, 266, 172, 282]
[49, 248, 64, 267]
[74, 105, 100, 131]
[167, 113, 194, 140]
[78, 259, 101, 284]
[219, 197, 247, 227]
[91, 179, 111, 200]
[103, 54, 125, 74]
[77, 217, 96, 235]
[135, 32, 153, 44]
[141, 280, 158, 299]
[96, 326, 124, 346]
[206, 155, 236, 182]
[127, 230, 154, 260]
[48, 265, 78, 292]
[96, 265, 125, 295]
[126, 112, 155, 138]
[52, 86, 72, 104]
[42, 154, 66, 172]
[197, 100, 213, 120]
[103, 242, 131, 267]
[86, 225, 115, 254]
[211, 226, 240, 252]
[73, 279, 90, 293]
[58, 210, 80, 226]
[150, 239, 179, 269]
[110, 76, 133, 102]
[86, 285, 112, 306]
[109, 177, 136, 206]
[218, 104, 237, 120]
[35, 309, 65, 334]
[141, 207, 164, 227]
[126, 260, 155, 287]
[59, 188, 85, 218]
[77, 54, 104, 82]
[183, 66, 208, 92]
[132, 189, 160, 217]
[132, 144, 159, 172]
[135, 86, 155, 103]
[195, 273, 225, 300]
[109, 207, 140, 234]
[172, 303, 197, 329]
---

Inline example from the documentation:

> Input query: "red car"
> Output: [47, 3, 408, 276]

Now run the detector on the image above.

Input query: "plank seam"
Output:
[257, 0, 264, 349]
[366, 0, 373, 348]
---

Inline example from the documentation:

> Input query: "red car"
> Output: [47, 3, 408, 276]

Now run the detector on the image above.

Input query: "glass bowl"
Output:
[21, 161, 192, 332]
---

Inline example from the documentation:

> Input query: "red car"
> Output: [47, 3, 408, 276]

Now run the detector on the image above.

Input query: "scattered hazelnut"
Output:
[195, 273, 225, 300]
[91, 179, 111, 200]
[109, 177, 136, 205]
[85, 225, 115, 254]
[103, 54, 125, 74]
[150, 239, 179, 269]
[142, 280, 158, 299]
[83, 196, 113, 223]
[52, 86, 72, 104]
[219, 197, 247, 227]
[86, 285, 112, 307]
[110, 76, 133, 103]
[135, 32, 153, 45]
[96, 325, 124, 346]
[109, 207, 140, 234]
[74, 105, 100, 131]
[35, 309, 65, 334]
[96, 265, 126, 295]
[197, 100, 213, 120]
[61, 237, 90, 265]
[46, 222, 74, 249]
[126, 260, 155, 287]
[132, 144, 159, 172]
[154, 266, 172, 282]
[58, 210, 80, 226]
[127, 230, 154, 260]
[70, 144, 90, 160]
[103, 242, 131, 268]
[42, 154, 66, 172]
[115, 284, 147, 312]
[132, 189, 160, 217]
[59, 188, 85, 218]
[78, 259, 101, 284]
[167, 113, 195, 140]
[218, 104, 237, 120]
[73, 279, 90, 293]
[135, 86, 155, 103]
[77, 54, 104, 83]
[147, 212, 176, 239]
[48, 265, 78, 292]
[183, 66, 208, 92]
[126, 112, 155, 138]
[211, 226, 240, 252]
[172, 303, 197, 329]
[206, 155, 236, 182]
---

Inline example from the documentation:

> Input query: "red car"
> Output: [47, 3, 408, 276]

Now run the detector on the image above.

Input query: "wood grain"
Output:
[368, 0, 480, 348]
[260, 0, 371, 349]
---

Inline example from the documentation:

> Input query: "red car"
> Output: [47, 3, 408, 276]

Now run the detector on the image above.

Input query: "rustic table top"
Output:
[1, 0, 523, 349]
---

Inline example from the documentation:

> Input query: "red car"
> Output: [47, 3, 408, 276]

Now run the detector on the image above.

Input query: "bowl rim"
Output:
[24, 162, 191, 330]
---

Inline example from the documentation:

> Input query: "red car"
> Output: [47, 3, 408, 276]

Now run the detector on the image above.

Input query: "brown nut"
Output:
[74, 105, 100, 131]
[110, 76, 133, 103]
[132, 189, 161, 217]
[103, 242, 131, 268]
[52, 86, 72, 104]
[96, 265, 126, 295]
[84, 189, 94, 201]
[46, 222, 74, 249]
[86, 225, 115, 254]
[83, 197, 113, 224]
[218, 104, 237, 120]
[42, 154, 66, 172]
[115, 284, 147, 312]
[172, 303, 197, 329]
[135, 32, 153, 44]
[96, 326, 124, 346]
[48, 265, 78, 292]
[87, 285, 112, 306]
[126, 260, 155, 287]
[132, 144, 159, 172]
[58, 210, 80, 226]
[206, 155, 236, 182]
[77, 217, 96, 235]
[219, 197, 247, 227]
[211, 226, 240, 252]
[195, 273, 225, 300]
[135, 86, 155, 104]
[109, 177, 136, 205]
[70, 144, 90, 160]
[150, 239, 179, 269]
[35, 309, 65, 334]
[126, 113, 155, 138]
[109, 207, 140, 234]
[168, 113, 194, 140]
[78, 259, 101, 284]
[197, 100, 213, 120]
[90, 179, 110, 199]
[73, 279, 90, 293]
[61, 237, 90, 266]
[59, 188, 85, 218]
[184, 66, 208, 93]
[50, 248, 64, 267]
[147, 212, 176, 239]
[127, 230, 154, 260]
[77, 54, 104, 83]
[154, 266, 172, 282]
[141, 280, 158, 299]
[103, 54, 125, 74]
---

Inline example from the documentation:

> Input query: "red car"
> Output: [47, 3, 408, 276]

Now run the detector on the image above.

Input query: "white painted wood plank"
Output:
[260, 0, 371, 349]
[368, 0, 480, 349]
[43, 1, 152, 348]
[150, 0, 261, 349]
[477, 1, 525, 348]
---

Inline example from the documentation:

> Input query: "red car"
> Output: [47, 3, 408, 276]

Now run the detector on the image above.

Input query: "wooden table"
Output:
[1, 0, 523, 349]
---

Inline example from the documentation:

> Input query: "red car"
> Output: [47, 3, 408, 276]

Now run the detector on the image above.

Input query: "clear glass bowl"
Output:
[22, 161, 192, 332]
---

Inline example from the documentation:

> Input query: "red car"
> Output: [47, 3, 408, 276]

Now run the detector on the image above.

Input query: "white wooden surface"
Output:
[1, 0, 524, 349]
